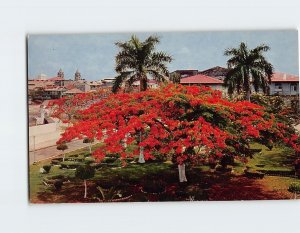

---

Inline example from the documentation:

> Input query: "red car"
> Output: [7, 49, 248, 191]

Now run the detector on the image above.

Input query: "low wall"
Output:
[29, 122, 63, 151]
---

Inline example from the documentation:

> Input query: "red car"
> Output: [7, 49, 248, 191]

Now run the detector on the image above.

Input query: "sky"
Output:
[28, 30, 299, 80]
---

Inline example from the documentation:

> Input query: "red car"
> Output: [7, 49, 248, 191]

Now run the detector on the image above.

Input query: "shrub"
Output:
[43, 165, 52, 173]
[57, 143, 68, 151]
[103, 157, 118, 163]
[75, 165, 95, 180]
[60, 161, 82, 169]
[220, 155, 234, 167]
[53, 180, 63, 191]
[288, 183, 300, 194]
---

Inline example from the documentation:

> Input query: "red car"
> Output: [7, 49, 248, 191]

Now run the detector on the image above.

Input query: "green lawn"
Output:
[29, 142, 299, 202]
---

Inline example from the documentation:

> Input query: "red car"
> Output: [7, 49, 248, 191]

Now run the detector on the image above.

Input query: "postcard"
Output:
[28, 30, 300, 203]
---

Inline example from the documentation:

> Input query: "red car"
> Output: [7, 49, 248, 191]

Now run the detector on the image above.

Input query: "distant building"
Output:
[36, 73, 47, 80]
[269, 72, 299, 96]
[170, 70, 198, 79]
[101, 78, 115, 87]
[63, 88, 84, 96]
[199, 66, 229, 81]
[74, 81, 91, 92]
[180, 73, 224, 92]
[43, 87, 66, 99]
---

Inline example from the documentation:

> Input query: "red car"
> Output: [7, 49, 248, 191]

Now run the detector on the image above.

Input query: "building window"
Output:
[291, 84, 298, 92]
[275, 83, 282, 90]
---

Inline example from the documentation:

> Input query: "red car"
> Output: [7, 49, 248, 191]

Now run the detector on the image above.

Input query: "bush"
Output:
[288, 183, 300, 193]
[53, 180, 63, 191]
[43, 165, 52, 173]
[60, 161, 82, 169]
[75, 165, 95, 180]
[244, 169, 264, 179]
[51, 158, 63, 165]
[220, 155, 234, 167]
[103, 157, 118, 163]
[57, 143, 68, 151]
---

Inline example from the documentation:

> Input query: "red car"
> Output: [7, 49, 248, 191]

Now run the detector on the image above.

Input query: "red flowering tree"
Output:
[47, 89, 110, 124]
[57, 84, 300, 182]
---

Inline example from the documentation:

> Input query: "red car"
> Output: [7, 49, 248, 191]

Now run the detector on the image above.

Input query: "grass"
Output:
[29, 142, 299, 202]
[247, 143, 295, 172]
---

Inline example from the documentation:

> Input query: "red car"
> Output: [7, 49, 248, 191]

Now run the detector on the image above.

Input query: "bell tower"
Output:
[74, 69, 81, 81]
[57, 68, 64, 79]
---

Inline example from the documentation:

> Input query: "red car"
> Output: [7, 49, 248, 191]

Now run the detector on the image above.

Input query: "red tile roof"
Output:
[180, 74, 224, 84]
[64, 88, 83, 94]
[271, 72, 299, 82]
[48, 76, 64, 81]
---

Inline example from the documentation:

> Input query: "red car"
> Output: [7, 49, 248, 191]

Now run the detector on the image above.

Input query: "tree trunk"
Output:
[246, 89, 251, 102]
[178, 163, 187, 182]
[89, 144, 92, 154]
[140, 77, 147, 92]
[63, 151, 65, 162]
[138, 131, 145, 163]
[84, 180, 87, 198]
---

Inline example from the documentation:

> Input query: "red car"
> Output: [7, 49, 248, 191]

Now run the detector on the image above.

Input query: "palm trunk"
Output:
[246, 90, 251, 102]
[140, 77, 147, 92]
[178, 163, 187, 182]
[84, 180, 87, 198]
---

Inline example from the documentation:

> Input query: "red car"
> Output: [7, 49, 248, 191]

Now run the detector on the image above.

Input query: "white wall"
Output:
[29, 122, 62, 150]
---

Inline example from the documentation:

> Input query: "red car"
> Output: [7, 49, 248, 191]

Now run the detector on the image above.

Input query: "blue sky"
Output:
[28, 30, 299, 80]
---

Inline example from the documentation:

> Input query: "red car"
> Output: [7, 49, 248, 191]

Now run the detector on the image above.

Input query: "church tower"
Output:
[57, 68, 64, 79]
[74, 69, 81, 81]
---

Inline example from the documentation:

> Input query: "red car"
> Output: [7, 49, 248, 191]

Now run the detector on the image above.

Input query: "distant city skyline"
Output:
[28, 30, 299, 81]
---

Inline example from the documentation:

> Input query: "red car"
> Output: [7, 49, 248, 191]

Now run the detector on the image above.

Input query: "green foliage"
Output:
[57, 143, 68, 151]
[113, 35, 172, 92]
[75, 165, 95, 180]
[224, 42, 273, 99]
[251, 94, 284, 113]
[43, 165, 52, 173]
[53, 180, 63, 191]
[288, 182, 300, 193]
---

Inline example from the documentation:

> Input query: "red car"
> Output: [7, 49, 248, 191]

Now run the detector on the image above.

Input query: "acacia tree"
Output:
[112, 35, 172, 93]
[58, 84, 300, 182]
[224, 42, 274, 101]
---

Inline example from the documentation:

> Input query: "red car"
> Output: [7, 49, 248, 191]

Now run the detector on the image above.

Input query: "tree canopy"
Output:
[57, 84, 300, 166]
[224, 42, 274, 101]
[112, 35, 172, 93]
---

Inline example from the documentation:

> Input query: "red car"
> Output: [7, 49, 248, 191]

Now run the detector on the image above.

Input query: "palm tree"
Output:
[224, 42, 274, 101]
[112, 35, 172, 93]
[170, 72, 181, 84]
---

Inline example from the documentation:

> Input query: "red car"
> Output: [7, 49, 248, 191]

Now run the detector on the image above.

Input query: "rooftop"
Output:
[271, 72, 299, 82]
[180, 74, 224, 84]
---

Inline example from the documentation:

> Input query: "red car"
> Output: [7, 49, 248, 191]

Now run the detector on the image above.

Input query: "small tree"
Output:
[75, 165, 95, 199]
[57, 143, 68, 162]
[83, 137, 94, 154]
